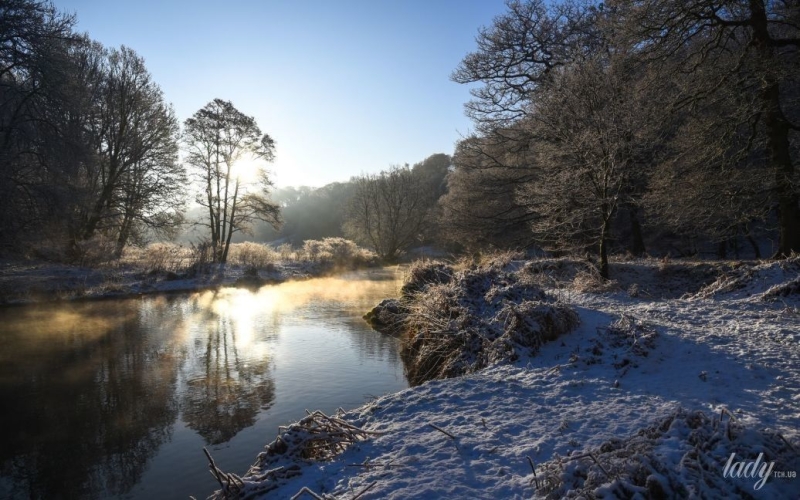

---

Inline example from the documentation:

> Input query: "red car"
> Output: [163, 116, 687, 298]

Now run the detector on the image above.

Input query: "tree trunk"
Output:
[750, 0, 800, 257]
[746, 234, 761, 259]
[221, 181, 240, 264]
[82, 181, 117, 240]
[114, 212, 134, 258]
[599, 214, 610, 280]
[629, 206, 645, 257]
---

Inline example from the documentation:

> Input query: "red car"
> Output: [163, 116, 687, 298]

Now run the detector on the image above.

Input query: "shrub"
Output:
[228, 242, 277, 269]
[187, 240, 214, 275]
[300, 238, 375, 268]
[142, 242, 188, 273]
[74, 235, 117, 267]
[276, 243, 295, 261]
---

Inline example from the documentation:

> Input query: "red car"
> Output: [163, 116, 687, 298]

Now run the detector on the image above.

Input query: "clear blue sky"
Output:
[52, 0, 509, 188]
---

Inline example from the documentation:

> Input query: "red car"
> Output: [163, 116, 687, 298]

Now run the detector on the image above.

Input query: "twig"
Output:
[527, 455, 539, 489]
[566, 452, 611, 479]
[352, 481, 377, 499]
[290, 486, 326, 500]
[203, 447, 226, 492]
[429, 423, 457, 440]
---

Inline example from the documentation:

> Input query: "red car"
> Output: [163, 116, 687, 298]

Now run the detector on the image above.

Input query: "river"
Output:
[0, 266, 407, 499]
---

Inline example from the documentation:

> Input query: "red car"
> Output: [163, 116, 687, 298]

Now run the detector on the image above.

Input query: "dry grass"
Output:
[207, 410, 381, 499]
[228, 242, 279, 269]
[533, 408, 799, 499]
[300, 237, 376, 268]
[398, 260, 579, 385]
[571, 268, 620, 293]
[400, 260, 453, 298]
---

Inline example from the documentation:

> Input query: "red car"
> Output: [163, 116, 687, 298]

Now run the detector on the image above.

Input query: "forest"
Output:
[2, 0, 799, 276]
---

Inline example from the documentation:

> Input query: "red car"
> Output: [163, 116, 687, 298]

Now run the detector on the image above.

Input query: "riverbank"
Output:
[214, 257, 800, 498]
[0, 238, 380, 306]
[0, 259, 337, 305]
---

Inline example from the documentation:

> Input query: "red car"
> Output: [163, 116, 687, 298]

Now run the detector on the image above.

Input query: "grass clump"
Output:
[533, 409, 799, 499]
[396, 260, 579, 385]
[301, 237, 376, 268]
[228, 242, 278, 269]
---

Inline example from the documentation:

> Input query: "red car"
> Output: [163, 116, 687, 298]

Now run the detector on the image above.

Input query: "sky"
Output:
[51, 0, 510, 188]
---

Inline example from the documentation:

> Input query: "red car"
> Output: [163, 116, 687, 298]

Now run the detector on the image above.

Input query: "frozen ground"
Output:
[0, 260, 320, 305]
[216, 258, 800, 499]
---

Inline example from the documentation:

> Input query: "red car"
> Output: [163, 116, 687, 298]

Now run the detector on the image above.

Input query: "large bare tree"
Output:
[65, 43, 185, 255]
[452, 0, 600, 131]
[184, 99, 281, 263]
[521, 56, 663, 278]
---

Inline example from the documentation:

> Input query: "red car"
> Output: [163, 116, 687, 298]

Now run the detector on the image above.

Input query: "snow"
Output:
[215, 258, 800, 499]
[0, 260, 322, 305]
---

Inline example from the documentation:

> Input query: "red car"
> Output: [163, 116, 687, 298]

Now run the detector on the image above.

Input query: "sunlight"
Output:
[231, 154, 264, 184]
[206, 288, 267, 353]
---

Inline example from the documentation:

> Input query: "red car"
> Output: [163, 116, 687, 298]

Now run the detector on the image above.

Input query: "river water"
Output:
[0, 267, 407, 499]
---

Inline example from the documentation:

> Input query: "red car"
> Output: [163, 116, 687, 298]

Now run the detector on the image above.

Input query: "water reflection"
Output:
[0, 302, 179, 499]
[181, 291, 275, 445]
[0, 267, 405, 499]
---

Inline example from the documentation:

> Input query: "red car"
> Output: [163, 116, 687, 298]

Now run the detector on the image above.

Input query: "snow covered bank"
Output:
[0, 238, 378, 305]
[210, 258, 800, 499]
[0, 260, 327, 305]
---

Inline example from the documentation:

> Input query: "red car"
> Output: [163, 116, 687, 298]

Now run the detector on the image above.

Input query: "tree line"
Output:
[0, 0, 279, 263]
[441, 0, 800, 277]
[253, 153, 450, 261]
[4, 0, 797, 271]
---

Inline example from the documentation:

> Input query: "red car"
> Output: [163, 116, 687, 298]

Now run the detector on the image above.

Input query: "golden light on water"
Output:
[185, 269, 401, 349]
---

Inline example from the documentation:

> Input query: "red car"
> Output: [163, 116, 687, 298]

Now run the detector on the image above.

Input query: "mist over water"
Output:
[0, 267, 407, 500]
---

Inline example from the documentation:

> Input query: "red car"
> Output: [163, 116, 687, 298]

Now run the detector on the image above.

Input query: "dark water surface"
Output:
[0, 267, 407, 499]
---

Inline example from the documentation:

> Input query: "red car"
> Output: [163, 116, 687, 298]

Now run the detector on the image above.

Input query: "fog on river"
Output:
[0, 267, 407, 500]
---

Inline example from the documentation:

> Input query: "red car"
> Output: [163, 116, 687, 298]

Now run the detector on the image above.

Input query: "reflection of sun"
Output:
[196, 289, 271, 354]
[231, 154, 263, 183]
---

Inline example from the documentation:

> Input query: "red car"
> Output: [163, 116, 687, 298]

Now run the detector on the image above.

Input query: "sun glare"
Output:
[232, 154, 263, 183]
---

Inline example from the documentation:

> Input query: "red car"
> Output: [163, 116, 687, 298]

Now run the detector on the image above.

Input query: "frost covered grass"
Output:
[0, 238, 376, 304]
[300, 237, 377, 270]
[221, 255, 800, 499]
[399, 261, 579, 385]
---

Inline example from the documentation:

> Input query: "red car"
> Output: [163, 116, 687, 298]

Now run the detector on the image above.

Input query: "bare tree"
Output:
[643, 60, 773, 257]
[75, 45, 184, 253]
[439, 131, 538, 250]
[344, 166, 433, 260]
[184, 99, 280, 263]
[610, 0, 800, 256]
[0, 2, 187, 259]
[452, 0, 600, 131]
[520, 56, 662, 278]
[0, 0, 77, 251]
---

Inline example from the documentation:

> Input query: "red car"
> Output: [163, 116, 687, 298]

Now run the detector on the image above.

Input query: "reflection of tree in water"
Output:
[0, 299, 181, 499]
[181, 310, 275, 445]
